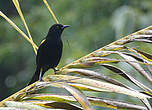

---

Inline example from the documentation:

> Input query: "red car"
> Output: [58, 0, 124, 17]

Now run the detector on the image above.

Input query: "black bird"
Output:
[28, 24, 70, 85]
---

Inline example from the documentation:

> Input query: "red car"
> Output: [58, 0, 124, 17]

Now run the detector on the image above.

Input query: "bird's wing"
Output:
[40, 39, 46, 45]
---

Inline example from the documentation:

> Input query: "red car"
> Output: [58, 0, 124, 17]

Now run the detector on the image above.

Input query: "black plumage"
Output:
[28, 24, 69, 85]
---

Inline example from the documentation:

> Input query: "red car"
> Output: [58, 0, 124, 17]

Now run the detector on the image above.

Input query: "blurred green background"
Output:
[0, 0, 152, 106]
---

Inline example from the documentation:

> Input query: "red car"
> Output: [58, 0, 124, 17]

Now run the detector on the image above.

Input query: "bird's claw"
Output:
[53, 68, 59, 74]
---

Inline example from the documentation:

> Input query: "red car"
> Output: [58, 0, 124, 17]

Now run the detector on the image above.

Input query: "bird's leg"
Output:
[39, 68, 43, 81]
[53, 67, 59, 74]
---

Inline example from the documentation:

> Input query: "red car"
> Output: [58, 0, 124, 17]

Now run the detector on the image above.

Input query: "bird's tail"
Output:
[27, 66, 40, 86]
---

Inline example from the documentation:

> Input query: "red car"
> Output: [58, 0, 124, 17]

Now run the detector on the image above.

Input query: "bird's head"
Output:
[47, 24, 70, 38]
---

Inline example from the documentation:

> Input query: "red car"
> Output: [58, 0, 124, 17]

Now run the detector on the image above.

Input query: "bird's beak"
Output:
[63, 25, 70, 29]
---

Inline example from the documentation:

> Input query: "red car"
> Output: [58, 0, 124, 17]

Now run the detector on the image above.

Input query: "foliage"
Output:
[1, 0, 152, 110]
